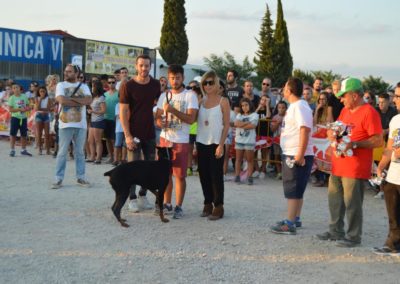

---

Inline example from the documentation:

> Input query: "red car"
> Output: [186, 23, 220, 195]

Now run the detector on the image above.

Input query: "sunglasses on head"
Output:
[203, 80, 215, 86]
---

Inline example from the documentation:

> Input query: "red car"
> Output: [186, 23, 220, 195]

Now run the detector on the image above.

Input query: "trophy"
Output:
[369, 170, 387, 187]
[327, 121, 354, 157]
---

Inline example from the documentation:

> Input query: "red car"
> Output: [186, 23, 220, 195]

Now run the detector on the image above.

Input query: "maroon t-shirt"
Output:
[119, 77, 160, 141]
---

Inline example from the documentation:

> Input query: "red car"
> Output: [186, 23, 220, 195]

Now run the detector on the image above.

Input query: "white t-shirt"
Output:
[115, 103, 123, 133]
[157, 89, 199, 143]
[280, 99, 314, 156]
[234, 112, 259, 144]
[386, 114, 400, 185]
[56, 81, 91, 129]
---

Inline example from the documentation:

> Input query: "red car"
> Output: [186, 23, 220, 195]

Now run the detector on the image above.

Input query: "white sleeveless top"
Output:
[37, 97, 49, 113]
[196, 96, 223, 145]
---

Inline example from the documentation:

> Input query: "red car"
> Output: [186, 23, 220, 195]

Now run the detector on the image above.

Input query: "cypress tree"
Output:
[159, 0, 189, 65]
[253, 4, 276, 85]
[273, 0, 293, 87]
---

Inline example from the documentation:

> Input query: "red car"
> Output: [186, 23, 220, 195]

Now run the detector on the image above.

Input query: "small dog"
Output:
[104, 147, 172, 227]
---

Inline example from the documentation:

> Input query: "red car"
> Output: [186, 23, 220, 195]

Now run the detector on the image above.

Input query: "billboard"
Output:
[0, 27, 62, 68]
[85, 40, 143, 75]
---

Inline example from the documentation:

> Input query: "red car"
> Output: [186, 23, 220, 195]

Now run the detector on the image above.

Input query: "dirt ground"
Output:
[0, 140, 399, 284]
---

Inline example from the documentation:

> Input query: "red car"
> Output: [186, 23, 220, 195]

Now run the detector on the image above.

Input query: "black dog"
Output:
[104, 147, 172, 227]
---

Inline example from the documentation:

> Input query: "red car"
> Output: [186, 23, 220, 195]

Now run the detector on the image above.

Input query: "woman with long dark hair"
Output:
[86, 80, 106, 164]
[34, 86, 51, 155]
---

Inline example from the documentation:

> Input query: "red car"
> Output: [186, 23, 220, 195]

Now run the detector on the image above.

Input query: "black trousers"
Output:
[196, 142, 224, 206]
[383, 182, 400, 250]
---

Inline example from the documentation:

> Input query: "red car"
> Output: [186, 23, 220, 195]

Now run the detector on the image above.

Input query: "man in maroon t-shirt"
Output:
[119, 54, 160, 212]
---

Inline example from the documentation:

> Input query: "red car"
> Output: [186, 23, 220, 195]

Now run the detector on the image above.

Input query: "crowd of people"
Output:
[1, 54, 400, 255]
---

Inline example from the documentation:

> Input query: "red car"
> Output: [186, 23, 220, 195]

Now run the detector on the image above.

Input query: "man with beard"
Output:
[225, 69, 244, 113]
[311, 77, 323, 104]
[155, 64, 199, 219]
[119, 55, 160, 212]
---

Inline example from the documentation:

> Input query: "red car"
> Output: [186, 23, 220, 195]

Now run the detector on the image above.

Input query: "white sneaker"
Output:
[137, 195, 153, 210]
[252, 171, 260, 178]
[259, 172, 266, 179]
[128, 199, 140, 212]
[374, 191, 384, 199]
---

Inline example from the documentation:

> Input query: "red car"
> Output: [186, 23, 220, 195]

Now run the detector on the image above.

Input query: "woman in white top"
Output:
[196, 71, 230, 220]
[34, 86, 52, 155]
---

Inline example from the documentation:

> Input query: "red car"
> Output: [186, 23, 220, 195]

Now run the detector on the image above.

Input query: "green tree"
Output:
[362, 75, 391, 96]
[311, 70, 342, 88]
[203, 51, 255, 85]
[273, 0, 293, 87]
[159, 0, 189, 65]
[253, 4, 275, 86]
[293, 69, 314, 86]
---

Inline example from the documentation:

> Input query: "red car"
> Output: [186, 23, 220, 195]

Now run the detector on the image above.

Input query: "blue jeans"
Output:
[54, 127, 87, 182]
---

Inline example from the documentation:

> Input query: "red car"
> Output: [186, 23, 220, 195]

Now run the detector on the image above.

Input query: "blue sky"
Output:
[1, 0, 399, 84]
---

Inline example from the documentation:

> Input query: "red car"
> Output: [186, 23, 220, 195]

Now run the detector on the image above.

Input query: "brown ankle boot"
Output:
[208, 205, 224, 221]
[200, 204, 213, 217]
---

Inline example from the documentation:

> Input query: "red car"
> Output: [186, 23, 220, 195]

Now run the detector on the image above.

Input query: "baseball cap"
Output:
[335, 77, 363, 98]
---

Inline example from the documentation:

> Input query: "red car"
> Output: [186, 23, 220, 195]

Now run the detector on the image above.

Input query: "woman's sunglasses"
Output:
[202, 80, 215, 86]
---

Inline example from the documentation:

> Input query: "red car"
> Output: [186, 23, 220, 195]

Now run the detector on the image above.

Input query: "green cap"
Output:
[335, 77, 363, 98]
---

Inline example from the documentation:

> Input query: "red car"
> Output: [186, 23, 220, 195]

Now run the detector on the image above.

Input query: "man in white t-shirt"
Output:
[116, 67, 129, 91]
[270, 77, 314, 235]
[51, 64, 92, 189]
[155, 64, 199, 219]
[374, 82, 400, 255]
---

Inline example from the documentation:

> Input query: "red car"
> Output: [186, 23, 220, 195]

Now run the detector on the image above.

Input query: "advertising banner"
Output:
[0, 27, 62, 68]
[85, 40, 143, 75]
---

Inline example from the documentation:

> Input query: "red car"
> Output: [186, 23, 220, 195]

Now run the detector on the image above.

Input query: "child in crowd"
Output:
[113, 101, 126, 166]
[34, 86, 52, 155]
[270, 101, 288, 179]
[234, 98, 259, 185]
[253, 94, 272, 179]
[7, 83, 32, 157]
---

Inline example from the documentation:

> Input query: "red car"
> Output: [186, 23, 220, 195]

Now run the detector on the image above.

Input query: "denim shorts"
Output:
[90, 120, 106, 129]
[235, 142, 255, 151]
[35, 112, 50, 123]
[10, 117, 28, 137]
[282, 155, 314, 199]
[115, 132, 126, 148]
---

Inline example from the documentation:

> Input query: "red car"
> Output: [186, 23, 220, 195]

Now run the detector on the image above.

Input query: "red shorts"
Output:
[159, 137, 189, 178]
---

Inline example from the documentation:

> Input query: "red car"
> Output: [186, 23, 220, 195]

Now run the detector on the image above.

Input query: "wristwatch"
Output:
[352, 141, 358, 149]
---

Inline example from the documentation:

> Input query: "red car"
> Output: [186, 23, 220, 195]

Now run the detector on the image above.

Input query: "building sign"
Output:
[0, 27, 62, 68]
[85, 40, 143, 75]
[71, 54, 83, 69]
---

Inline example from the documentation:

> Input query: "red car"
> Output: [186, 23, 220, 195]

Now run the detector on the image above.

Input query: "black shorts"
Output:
[282, 155, 314, 199]
[189, 134, 196, 145]
[90, 120, 106, 129]
[104, 119, 115, 139]
[10, 117, 28, 137]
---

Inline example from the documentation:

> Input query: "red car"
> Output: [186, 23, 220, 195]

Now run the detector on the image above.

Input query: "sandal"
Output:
[85, 159, 94, 163]
[94, 160, 101, 164]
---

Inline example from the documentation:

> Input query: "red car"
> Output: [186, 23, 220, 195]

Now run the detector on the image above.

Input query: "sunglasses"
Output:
[203, 80, 215, 86]
[364, 96, 371, 100]
[186, 85, 199, 90]
[108, 81, 116, 84]
[262, 83, 270, 86]
[79, 76, 84, 79]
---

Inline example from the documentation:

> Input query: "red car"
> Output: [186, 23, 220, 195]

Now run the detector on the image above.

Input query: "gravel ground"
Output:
[0, 141, 399, 284]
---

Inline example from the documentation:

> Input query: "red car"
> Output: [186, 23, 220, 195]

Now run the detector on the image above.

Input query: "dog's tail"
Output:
[104, 168, 115, 177]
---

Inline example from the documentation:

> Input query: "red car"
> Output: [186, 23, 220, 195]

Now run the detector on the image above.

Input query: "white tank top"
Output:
[196, 97, 223, 145]
[37, 97, 49, 113]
